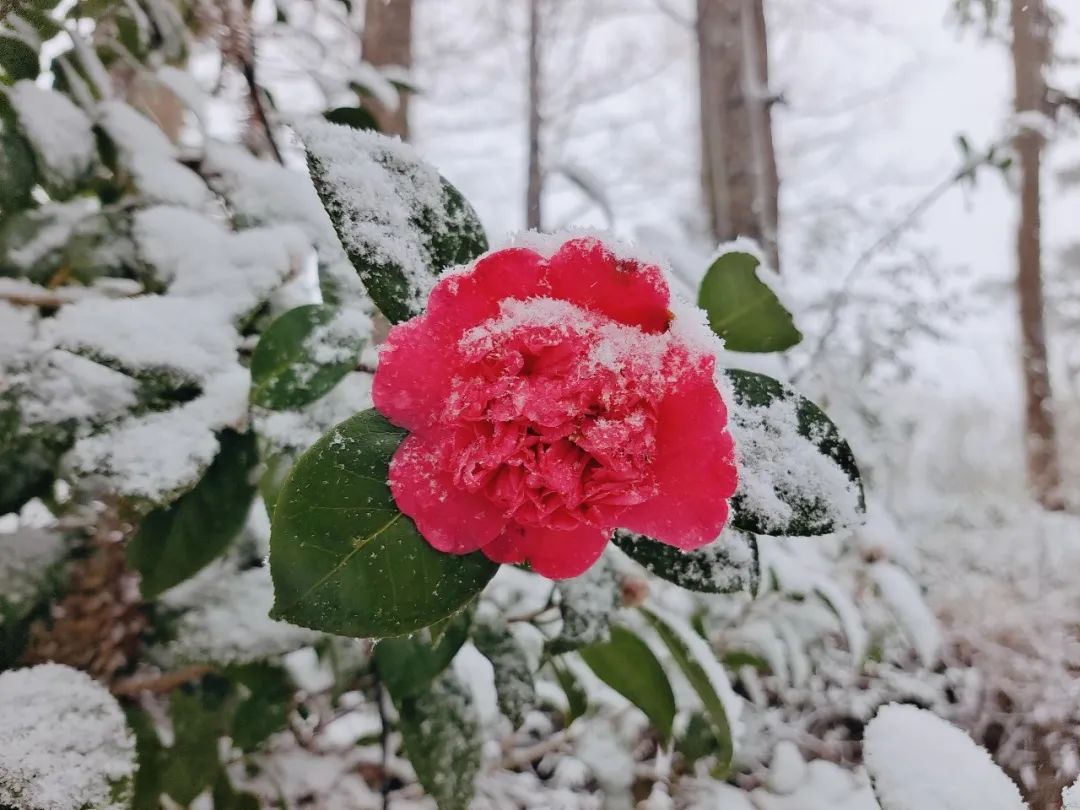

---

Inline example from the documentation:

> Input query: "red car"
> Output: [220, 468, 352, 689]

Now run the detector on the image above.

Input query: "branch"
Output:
[242, 59, 283, 164]
[111, 665, 212, 697]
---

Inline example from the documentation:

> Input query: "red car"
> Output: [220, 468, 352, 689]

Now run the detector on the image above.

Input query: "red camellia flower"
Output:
[372, 237, 738, 579]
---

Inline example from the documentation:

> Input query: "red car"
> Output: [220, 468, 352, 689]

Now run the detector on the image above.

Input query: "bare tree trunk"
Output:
[1010, 0, 1063, 510]
[697, 0, 780, 271]
[525, 0, 543, 230]
[362, 0, 413, 139]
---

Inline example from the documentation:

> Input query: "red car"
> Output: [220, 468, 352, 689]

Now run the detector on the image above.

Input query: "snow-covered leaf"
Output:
[374, 608, 473, 699]
[642, 608, 735, 776]
[396, 669, 481, 810]
[250, 304, 369, 410]
[0, 664, 136, 810]
[473, 617, 537, 728]
[614, 530, 759, 595]
[864, 704, 1026, 810]
[547, 555, 618, 655]
[269, 408, 498, 638]
[699, 249, 802, 352]
[8, 81, 95, 197]
[578, 625, 677, 743]
[871, 561, 941, 666]
[727, 369, 864, 536]
[300, 119, 488, 324]
[126, 430, 258, 598]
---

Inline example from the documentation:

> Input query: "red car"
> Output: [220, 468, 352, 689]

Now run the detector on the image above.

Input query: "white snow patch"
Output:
[0, 664, 136, 810]
[8, 82, 95, 187]
[863, 704, 1027, 810]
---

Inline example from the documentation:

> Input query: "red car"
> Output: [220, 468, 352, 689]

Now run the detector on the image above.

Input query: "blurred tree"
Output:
[1009, 0, 1063, 511]
[362, 0, 413, 138]
[696, 0, 780, 270]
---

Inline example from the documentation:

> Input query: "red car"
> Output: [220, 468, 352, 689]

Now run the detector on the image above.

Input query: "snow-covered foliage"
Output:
[0, 664, 136, 810]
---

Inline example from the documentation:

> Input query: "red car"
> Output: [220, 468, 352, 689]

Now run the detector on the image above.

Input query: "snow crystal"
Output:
[64, 366, 248, 502]
[0, 528, 65, 616]
[8, 82, 95, 187]
[134, 206, 308, 322]
[863, 704, 1027, 810]
[0, 664, 136, 810]
[48, 295, 239, 382]
[16, 350, 138, 428]
[1064, 778, 1080, 810]
[155, 565, 319, 666]
[97, 100, 176, 158]
[871, 562, 941, 667]
[298, 118, 463, 311]
[728, 389, 861, 534]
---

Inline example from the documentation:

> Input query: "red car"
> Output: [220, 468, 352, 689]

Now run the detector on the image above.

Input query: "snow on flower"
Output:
[373, 237, 738, 578]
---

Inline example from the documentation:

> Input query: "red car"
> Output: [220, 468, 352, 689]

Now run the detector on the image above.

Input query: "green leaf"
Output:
[160, 681, 231, 805]
[578, 625, 676, 743]
[373, 607, 473, 700]
[473, 618, 536, 728]
[677, 712, 718, 767]
[302, 121, 488, 324]
[269, 408, 498, 638]
[323, 105, 379, 131]
[0, 402, 75, 516]
[546, 557, 618, 656]
[127, 708, 164, 810]
[229, 663, 293, 752]
[698, 250, 802, 352]
[613, 530, 759, 595]
[0, 104, 35, 213]
[550, 659, 587, 725]
[641, 609, 734, 777]
[727, 369, 864, 536]
[396, 669, 481, 810]
[250, 304, 366, 410]
[212, 773, 261, 810]
[0, 36, 39, 82]
[127, 430, 258, 599]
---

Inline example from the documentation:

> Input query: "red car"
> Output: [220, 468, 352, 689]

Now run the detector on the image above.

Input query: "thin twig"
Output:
[111, 665, 212, 697]
[375, 677, 392, 810]
[242, 58, 284, 164]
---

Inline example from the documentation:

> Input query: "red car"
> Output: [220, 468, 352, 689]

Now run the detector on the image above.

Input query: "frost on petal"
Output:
[389, 433, 507, 553]
[0, 664, 136, 810]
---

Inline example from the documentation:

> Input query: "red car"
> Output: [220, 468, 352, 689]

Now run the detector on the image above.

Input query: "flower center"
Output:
[440, 298, 668, 530]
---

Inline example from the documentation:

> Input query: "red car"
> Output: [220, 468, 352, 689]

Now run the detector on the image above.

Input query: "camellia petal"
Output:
[618, 358, 738, 550]
[389, 433, 508, 553]
[545, 238, 672, 333]
[485, 524, 611, 579]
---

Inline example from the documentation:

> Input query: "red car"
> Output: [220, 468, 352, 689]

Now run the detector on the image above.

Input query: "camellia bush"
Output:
[0, 2, 1062, 809]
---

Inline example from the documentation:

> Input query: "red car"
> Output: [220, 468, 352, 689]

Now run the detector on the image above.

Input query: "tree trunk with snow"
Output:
[1009, 0, 1063, 510]
[696, 0, 780, 271]
[362, 0, 414, 139]
[525, 0, 544, 230]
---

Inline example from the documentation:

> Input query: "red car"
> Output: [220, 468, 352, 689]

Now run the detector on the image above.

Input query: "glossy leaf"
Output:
[269, 408, 498, 638]
[374, 607, 473, 699]
[396, 669, 481, 810]
[641, 609, 734, 777]
[578, 625, 676, 743]
[250, 304, 365, 410]
[613, 530, 759, 595]
[0, 36, 38, 82]
[127, 431, 258, 599]
[727, 369, 864, 536]
[473, 618, 536, 728]
[698, 250, 802, 352]
[550, 659, 588, 725]
[323, 105, 379, 131]
[302, 122, 488, 324]
[0, 107, 35, 212]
